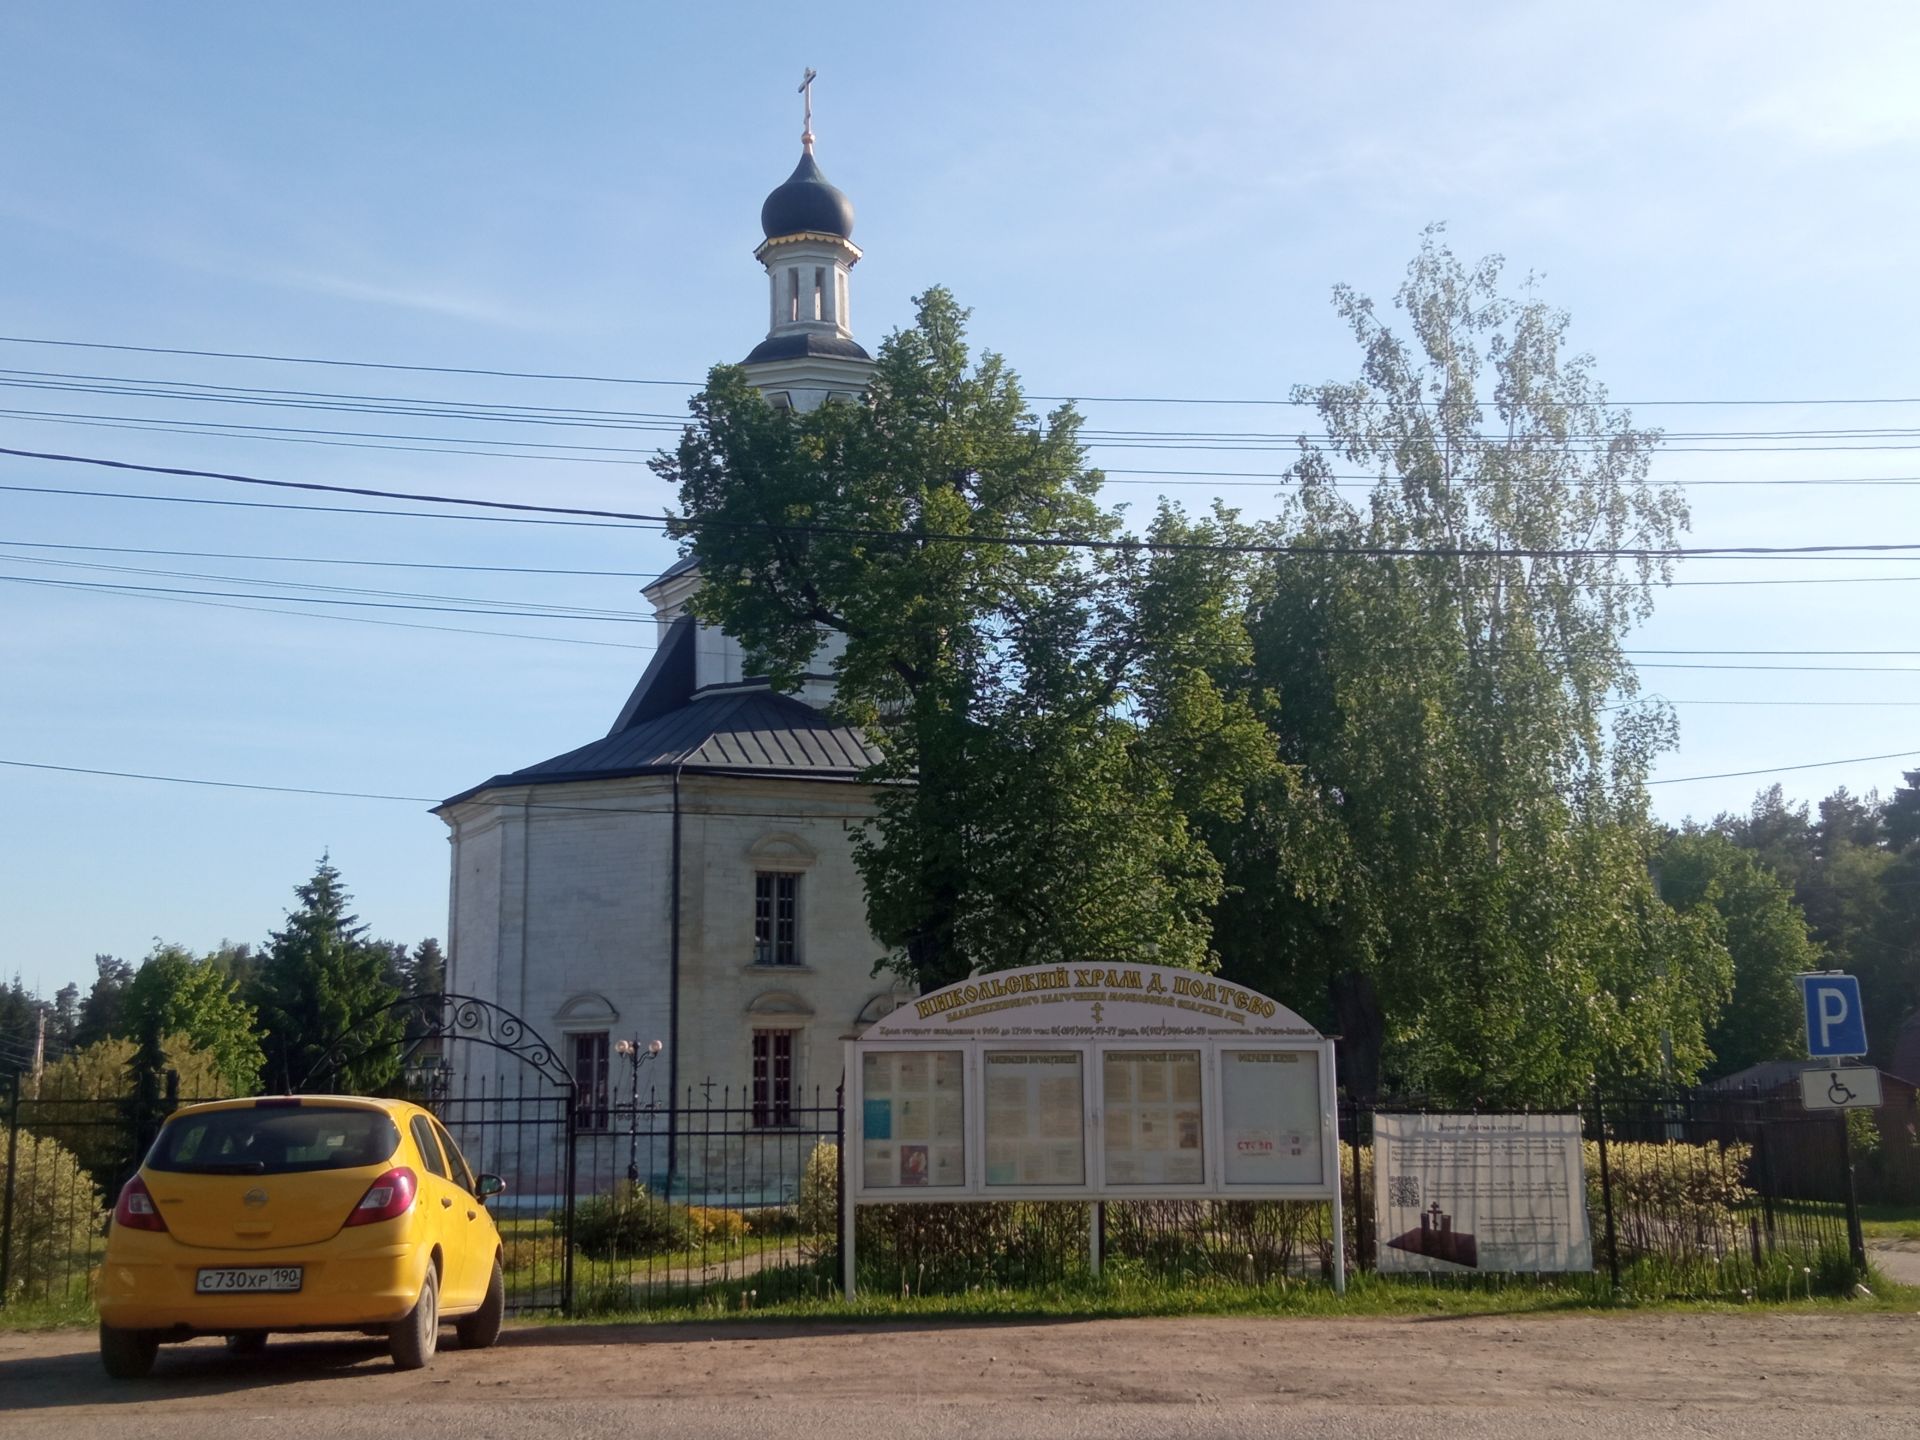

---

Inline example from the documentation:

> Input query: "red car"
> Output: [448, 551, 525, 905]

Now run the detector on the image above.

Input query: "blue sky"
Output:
[4, 2, 1919, 999]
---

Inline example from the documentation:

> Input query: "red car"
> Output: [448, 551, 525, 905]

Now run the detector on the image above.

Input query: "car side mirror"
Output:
[474, 1173, 507, 1202]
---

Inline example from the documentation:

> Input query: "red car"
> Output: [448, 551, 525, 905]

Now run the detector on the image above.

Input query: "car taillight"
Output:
[344, 1167, 417, 1226]
[113, 1175, 168, 1233]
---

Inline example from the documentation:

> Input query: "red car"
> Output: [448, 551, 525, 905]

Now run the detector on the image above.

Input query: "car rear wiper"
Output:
[184, 1161, 269, 1174]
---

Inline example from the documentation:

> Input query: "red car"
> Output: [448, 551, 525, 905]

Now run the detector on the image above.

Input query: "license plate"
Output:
[196, 1267, 303, 1294]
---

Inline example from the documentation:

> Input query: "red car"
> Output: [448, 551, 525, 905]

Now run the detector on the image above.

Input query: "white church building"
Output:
[435, 110, 909, 1198]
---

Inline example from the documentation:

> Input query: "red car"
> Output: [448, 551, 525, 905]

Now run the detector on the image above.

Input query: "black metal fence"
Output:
[0, 1071, 1880, 1321]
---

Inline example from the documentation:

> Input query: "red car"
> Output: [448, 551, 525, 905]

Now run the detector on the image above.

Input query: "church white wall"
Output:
[440, 769, 906, 1202]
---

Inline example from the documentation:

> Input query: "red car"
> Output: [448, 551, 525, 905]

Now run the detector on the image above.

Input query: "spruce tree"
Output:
[249, 857, 404, 1093]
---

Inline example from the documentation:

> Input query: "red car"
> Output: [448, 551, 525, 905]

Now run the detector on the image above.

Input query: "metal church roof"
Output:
[439, 615, 880, 807]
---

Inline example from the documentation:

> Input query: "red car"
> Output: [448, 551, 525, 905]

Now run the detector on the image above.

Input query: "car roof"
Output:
[164, 1095, 425, 1120]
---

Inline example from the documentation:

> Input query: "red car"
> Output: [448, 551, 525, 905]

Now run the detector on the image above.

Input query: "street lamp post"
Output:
[614, 1037, 665, 1185]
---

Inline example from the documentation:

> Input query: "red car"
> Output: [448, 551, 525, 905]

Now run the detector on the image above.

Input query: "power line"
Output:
[0, 758, 873, 822]
[7, 332, 1920, 409]
[16, 405, 1920, 487]
[0, 573, 651, 624]
[10, 445, 1920, 560]
[1651, 749, 1920, 785]
[0, 537, 671, 580]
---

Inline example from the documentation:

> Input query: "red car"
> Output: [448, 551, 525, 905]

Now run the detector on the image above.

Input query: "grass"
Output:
[539, 1258, 1920, 1329]
[10, 1253, 1911, 1336]
[1857, 1204, 1920, 1242]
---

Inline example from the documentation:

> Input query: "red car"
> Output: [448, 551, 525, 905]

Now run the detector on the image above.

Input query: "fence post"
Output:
[1836, 1113, 1868, 1276]
[1752, 1115, 1778, 1257]
[0, 1070, 20, 1307]
[834, 1081, 846, 1295]
[561, 1083, 578, 1315]
[1591, 1084, 1621, 1290]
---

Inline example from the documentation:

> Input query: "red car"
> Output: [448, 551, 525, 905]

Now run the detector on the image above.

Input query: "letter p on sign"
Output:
[1798, 973, 1868, 1058]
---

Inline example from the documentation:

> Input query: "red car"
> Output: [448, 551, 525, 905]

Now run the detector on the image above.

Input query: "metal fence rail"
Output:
[0, 1071, 1878, 1318]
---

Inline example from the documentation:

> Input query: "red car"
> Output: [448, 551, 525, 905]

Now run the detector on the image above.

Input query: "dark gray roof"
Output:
[641, 554, 700, 593]
[441, 614, 880, 806]
[760, 148, 854, 240]
[742, 332, 873, 366]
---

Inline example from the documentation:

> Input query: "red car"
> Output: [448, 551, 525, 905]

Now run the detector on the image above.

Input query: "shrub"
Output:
[1583, 1139, 1754, 1261]
[0, 1131, 105, 1299]
[570, 1183, 693, 1260]
[797, 1141, 839, 1244]
[741, 1206, 801, 1236]
[686, 1206, 751, 1243]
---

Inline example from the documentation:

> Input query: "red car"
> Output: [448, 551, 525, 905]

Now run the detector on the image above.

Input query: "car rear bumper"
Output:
[98, 1239, 426, 1332]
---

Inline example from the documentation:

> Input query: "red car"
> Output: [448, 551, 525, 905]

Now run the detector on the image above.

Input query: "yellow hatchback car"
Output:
[97, 1095, 506, 1377]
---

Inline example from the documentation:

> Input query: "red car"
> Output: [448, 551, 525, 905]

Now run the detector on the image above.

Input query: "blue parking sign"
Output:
[1798, 973, 1867, 1058]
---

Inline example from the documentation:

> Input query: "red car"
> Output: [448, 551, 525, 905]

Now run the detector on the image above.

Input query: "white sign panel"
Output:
[861, 1050, 966, 1189]
[1800, 1066, 1883, 1110]
[984, 1051, 1086, 1185]
[1102, 1050, 1204, 1185]
[1221, 1050, 1323, 1186]
[1374, 1113, 1592, 1273]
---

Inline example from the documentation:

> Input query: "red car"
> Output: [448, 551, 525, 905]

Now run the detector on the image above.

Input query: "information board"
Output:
[861, 1049, 965, 1189]
[1102, 1050, 1204, 1185]
[1373, 1113, 1591, 1273]
[1220, 1050, 1322, 1185]
[984, 1051, 1085, 1186]
[843, 962, 1345, 1298]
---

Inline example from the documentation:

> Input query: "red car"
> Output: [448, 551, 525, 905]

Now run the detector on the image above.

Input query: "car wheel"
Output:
[455, 1259, 505, 1350]
[389, 1263, 440, 1371]
[225, 1332, 269, 1356]
[100, 1323, 159, 1379]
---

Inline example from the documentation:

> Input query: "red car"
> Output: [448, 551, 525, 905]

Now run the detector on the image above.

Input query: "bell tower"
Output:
[741, 70, 873, 411]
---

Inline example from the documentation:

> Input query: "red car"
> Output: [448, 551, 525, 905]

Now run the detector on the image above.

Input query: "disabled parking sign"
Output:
[1798, 973, 1867, 1059]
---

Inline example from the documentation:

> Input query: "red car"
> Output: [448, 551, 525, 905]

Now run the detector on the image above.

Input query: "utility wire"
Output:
[9, 446, 1920, 560]
[6, 333, 1920, 409]
[14, 405, 1920, 487]
[1651, 749, 1920, 785]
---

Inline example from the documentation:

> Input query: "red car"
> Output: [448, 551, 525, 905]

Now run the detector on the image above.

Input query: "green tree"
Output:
[0, 1132, 103, 1300]
[122, 943, 264, 1095]
[1884, 769, 1920, 854]
[73, 954, 133, 1049]
[659, 289, 1268, 991]
[49, 982, 80, 1052]
[27, 1032, 229, 1185]
[249, 857, 404, 1093]
[1656, 830, 1816, 1076]
[1207, 229, 1718, 1102]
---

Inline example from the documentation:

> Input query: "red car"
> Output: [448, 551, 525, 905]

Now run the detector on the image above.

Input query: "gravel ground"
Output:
[2, 1310, 1915, 1439]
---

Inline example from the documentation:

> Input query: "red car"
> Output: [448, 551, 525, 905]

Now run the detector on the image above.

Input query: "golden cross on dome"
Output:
[799, 67, 818, 151]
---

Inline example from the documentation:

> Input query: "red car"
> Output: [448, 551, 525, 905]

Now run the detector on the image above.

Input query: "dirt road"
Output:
[2, 1311, 1915, 1439]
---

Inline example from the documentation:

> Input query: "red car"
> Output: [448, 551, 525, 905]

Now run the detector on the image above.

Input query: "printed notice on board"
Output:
[861, 1050, 964, 1189]
[1101, 1050, 1204, 1185]
[1219, 1050, 1322, 1185]
[984, 1051, 1085, 1185]
[1373, 1113, 1591, 1273]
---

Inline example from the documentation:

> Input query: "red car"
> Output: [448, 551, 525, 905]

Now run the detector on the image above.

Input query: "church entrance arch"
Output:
[307, 992, 583, 1314]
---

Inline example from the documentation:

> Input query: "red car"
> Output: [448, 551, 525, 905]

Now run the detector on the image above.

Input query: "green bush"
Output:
[570, 1182, 693, 1260]
[797, 1141, 839, 1246]
[0, 1131, 105, 1299]
[1583, 1139, 1754, 1261]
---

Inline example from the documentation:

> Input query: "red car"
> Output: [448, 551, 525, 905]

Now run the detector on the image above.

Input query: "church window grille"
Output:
[813, 267, 825, 320]
[754, 871, 799, 965]
[572, 1031, 611, 1131]
[751, 1029, 794, 1127]
[789, 269, 801, 323]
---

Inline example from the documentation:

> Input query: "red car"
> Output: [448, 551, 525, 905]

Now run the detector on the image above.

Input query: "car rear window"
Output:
[148, 1105, 401, 1175]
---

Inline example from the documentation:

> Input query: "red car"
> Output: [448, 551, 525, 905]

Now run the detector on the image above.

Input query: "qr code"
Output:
[1388, 1175, 1421, 1208]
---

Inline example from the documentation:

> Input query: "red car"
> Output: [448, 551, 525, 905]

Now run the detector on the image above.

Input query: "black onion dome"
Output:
[760, 150, 855, 240]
